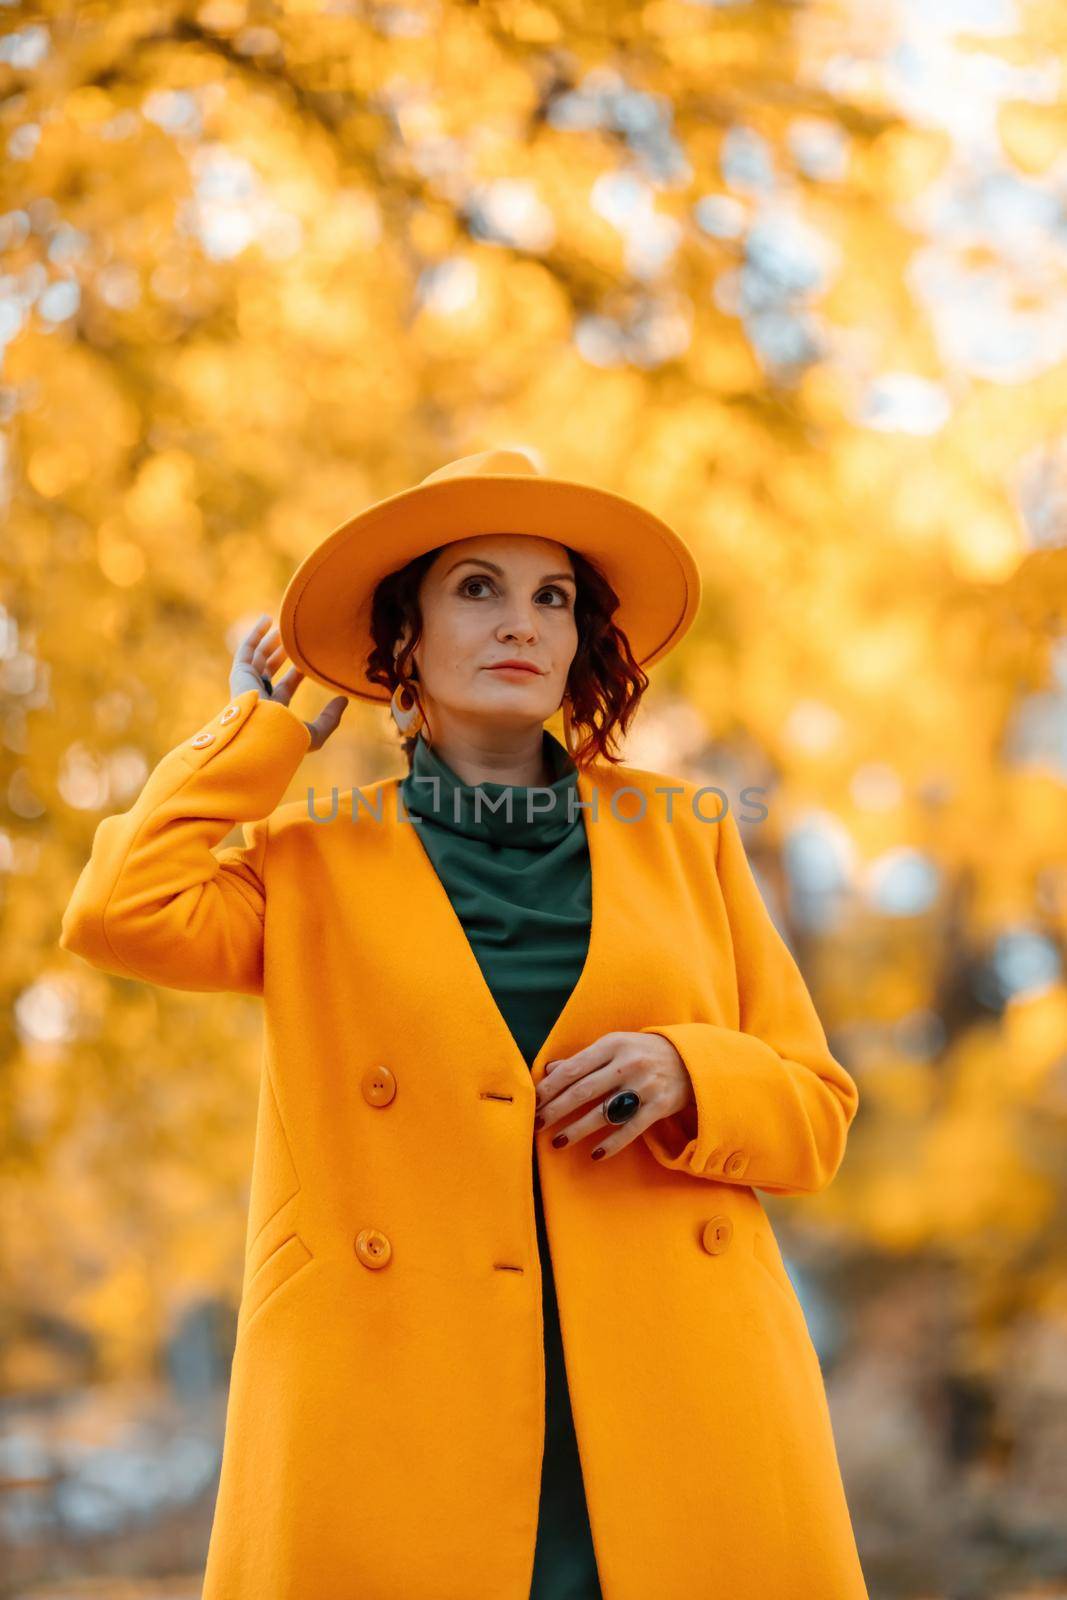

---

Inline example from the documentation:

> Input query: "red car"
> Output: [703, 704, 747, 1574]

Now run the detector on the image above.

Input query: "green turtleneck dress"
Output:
[400, 728, 603, 1600]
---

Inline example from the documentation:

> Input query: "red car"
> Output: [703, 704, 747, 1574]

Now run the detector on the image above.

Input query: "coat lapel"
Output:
[383, 758, 629, 1087]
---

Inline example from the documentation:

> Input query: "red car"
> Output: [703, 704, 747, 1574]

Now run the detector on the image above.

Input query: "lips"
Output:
[485, 662, 542, 675]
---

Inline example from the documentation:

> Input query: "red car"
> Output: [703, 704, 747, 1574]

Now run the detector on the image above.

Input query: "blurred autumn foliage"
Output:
[3, 0, 1067, 1595]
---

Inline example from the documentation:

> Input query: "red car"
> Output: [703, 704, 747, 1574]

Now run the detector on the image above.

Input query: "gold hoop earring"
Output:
[562, 699, 579, 762]
[390, 679, 424, 737]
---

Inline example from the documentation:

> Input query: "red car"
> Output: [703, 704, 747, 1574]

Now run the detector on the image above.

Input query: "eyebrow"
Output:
[444, 557, 576, 584]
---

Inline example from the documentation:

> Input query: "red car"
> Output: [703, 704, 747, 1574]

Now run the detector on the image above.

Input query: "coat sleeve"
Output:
[637, 804, 859, 1196]
[58, 688, 312, 996]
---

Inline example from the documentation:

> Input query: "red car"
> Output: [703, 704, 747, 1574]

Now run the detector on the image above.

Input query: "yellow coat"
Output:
[59, 687, 870, 1600]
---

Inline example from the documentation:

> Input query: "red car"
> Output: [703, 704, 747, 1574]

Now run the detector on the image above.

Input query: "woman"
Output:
[59, 449, 869, 1600]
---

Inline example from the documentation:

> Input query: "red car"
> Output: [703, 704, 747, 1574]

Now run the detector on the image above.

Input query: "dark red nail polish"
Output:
[551, 1133, 568, 1148]
[591, 1148, 606, 1160]
[533, 1115, 544, 1130]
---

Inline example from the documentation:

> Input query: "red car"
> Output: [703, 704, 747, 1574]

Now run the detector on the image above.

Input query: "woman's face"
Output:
[402, 532, 579, 736]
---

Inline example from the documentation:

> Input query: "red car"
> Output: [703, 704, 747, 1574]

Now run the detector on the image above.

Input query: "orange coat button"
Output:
[218, 704, 241, 724]
[361, 1065, 397, 1106]
[724, 1150, 748, 1176]
[190, 731, 215, 748]
[354, 1228, 392, 1269]
[701, 1215, 733, 1254]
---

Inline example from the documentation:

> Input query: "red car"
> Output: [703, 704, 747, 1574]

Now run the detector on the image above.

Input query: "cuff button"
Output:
[190, 731, 216, 748]
[724, 1150, 747, 1175]
[218, 704, 241, 724]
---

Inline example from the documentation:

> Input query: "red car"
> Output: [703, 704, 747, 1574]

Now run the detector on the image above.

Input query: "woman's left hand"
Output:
[534, 1031, 696, 1161]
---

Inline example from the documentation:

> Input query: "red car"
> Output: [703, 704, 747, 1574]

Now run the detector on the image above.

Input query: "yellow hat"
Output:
[279, 447, 701, 703]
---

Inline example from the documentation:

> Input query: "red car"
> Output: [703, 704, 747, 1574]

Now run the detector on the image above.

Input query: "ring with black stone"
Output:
[603, 1091, 641, 1124]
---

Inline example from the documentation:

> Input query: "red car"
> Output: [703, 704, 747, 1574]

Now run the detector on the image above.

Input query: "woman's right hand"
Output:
[230, 613, 348, 753]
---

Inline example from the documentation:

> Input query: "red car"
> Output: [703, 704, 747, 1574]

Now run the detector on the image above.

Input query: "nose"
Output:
[496, 600, 540, 643]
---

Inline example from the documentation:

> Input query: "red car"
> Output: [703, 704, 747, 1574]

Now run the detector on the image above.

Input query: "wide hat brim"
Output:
[279, 471, 701, 703]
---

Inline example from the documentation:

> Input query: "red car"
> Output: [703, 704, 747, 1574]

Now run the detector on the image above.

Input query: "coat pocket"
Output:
[751, 1226, 805, 1320]
[238, 1229, 314, 1336]
[245, 1065, 302, 1250]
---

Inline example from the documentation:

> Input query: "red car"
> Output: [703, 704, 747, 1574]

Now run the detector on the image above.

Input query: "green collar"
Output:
[400, 728, 581, 849]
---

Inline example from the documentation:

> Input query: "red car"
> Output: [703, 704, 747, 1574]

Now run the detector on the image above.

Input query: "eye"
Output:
[458, 575, 494, 598]
[536, 585, 572, 607]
